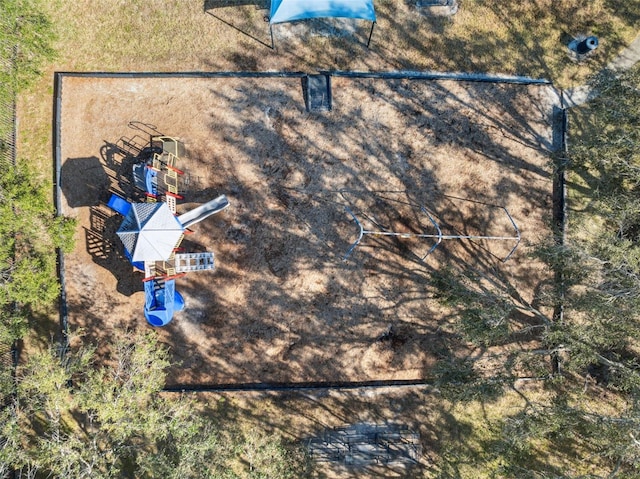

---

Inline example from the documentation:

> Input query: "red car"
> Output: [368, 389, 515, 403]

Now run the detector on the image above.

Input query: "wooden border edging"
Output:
[54, 71, 307, 79]
[53, 73, 69, 351]
[319, 70, 552, 85]
[53, 71, 560, 389]
[163, 379, 433, 393]
[550, 94, 569, 374]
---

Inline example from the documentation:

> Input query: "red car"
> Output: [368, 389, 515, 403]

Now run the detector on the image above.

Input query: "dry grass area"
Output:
[202, 387, 464, 479]
[182, 384, 555, 479]
[59, 74, 555, 389]
[17, 0, 640, 173]
[40, 0, 640, 81]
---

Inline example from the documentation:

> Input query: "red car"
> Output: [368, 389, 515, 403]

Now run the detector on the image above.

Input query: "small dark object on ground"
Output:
[568, 35, 599, 62]
[377, 325, 395, 342]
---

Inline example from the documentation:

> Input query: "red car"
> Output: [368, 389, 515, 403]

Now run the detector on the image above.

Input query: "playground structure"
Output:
[342, 194, 521, 262]
[115, 202, 184, 265]
[131, 136, 184, 213]
[144, 278, 185, 327]
[107, 134, 230, 327]
[177, 195, 230, 228]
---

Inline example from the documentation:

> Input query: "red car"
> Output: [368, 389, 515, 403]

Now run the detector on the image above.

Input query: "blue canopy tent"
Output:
[269, 0, 377, 48]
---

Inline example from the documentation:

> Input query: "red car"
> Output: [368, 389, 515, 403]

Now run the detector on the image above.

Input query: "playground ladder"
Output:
[165, 193, 176, 213]
[151, 152, 183, 174]
[153, 276, 165, 292]
[144, 261, 156, 279]
[164, 168, 180, 195]
[174, 252, 215, 273]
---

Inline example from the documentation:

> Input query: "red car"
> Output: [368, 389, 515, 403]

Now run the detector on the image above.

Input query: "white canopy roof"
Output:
[117, 202, 184, 262]
[269, 0, 376, 24]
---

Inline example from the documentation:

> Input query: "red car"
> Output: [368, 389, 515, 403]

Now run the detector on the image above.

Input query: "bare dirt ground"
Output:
[59, 74, 557, 386]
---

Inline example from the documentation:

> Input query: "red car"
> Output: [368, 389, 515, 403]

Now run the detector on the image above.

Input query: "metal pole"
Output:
[343, 207, 365, 261]
[270, 24, 275, 50]
[356, 230, 520, 241]
[420, 206, 442, 259]
[367, 21, 375, 48]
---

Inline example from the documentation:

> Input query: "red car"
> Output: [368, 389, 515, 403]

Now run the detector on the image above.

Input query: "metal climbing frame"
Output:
[145, 136, 185, 206]
[151, 135, 181, 159]
[142, 251, 214, 280]
[151, 135, 185, 174]
[343, 201, 521, 262]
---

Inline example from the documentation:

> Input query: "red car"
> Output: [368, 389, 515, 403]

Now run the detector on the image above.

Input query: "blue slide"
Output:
[143, 279, 185, 327]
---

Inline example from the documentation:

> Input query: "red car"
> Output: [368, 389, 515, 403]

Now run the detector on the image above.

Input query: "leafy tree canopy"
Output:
[0, 162, 75, 343]
[2, 330, 311, 478]
[430, 65, 640, 476]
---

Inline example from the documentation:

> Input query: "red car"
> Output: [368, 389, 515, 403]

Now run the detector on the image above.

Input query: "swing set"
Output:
[342, 194, 521, 262]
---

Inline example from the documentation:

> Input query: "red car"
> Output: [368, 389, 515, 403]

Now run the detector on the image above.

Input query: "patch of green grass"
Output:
[433, 385, 628, 478]
[566, 104, 608, 244]
[432, 391, 530, 479]
[34, 0, 640, 78]
[18, 0, 638, 170]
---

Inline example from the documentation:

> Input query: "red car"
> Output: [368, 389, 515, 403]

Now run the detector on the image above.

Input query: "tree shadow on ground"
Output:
[199, 0, 637, 89]
[60, 75, 556, 408]
[83, 206, 144, 297]
[152, 77, 555, 387]
[60, 157, 110, 208]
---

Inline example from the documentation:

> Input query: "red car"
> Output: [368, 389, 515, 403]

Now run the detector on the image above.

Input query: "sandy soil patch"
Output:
[58, 74, 556, 385]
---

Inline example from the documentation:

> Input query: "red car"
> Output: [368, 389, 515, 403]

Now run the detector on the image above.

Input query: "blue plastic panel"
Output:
[270, 0, 376, 24]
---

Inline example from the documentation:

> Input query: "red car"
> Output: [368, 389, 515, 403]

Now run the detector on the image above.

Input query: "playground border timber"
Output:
[53, 70, 567, 393]
[320, 70, 552, 85]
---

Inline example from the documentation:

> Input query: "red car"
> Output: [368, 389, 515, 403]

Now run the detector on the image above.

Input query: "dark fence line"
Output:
[163, 375, 549, 394]
[0, 53, 18, 370]
[0, 58, 17, 168]
[321, 70, 552, 85]
[164, 379, 434, 393]
[552, 101, 569, 243]
[55, 71, 306, 79]
[551, 95, 569, 375]
[0, 47, 18, 479]
[53, 70, 551, 85]
[53, 73, 69, 354]
[54, 71, 562, 393]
